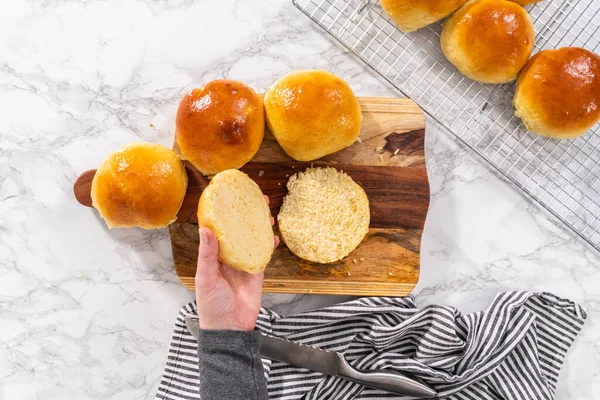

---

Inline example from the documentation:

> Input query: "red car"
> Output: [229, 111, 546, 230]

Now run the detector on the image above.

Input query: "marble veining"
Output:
[0, 1, 598, 399]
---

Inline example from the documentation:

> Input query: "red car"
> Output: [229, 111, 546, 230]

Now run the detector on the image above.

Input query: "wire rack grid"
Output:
[293, 0, 600, 251]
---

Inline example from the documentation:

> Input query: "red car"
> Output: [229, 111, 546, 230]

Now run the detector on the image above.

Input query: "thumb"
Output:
[195, 227, 219, 292]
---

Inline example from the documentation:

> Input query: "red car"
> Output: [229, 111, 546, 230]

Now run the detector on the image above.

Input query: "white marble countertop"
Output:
[1, 1, 598, 399]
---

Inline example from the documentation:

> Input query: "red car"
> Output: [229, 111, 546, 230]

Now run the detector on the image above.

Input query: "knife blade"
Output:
[185, 316, 437, 398]
[261, 334, 436, 398]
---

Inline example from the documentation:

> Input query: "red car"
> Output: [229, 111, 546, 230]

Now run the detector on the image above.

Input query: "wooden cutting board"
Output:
[170, 97, 429, 296]
[73, 97, 429, 296]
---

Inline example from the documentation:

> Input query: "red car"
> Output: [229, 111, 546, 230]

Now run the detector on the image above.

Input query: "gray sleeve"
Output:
[198, 330, 268, 400]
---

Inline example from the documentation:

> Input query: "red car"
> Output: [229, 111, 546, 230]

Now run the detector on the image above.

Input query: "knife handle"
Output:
[337, 356, 437, 398]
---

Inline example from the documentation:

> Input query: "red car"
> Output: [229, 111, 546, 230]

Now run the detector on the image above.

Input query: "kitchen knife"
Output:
[185, 316, 437, 398]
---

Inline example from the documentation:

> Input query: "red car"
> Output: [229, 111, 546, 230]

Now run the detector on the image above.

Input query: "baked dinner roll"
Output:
[176, 80, 264, 175]
[91, 142, 188, 229]
[380, 0, 467, 32]
[197, 169, 274, 274]
[514, 47, 600, 139]
[264, 70, 362, 161]
[278, 167, 370, 263]
[441, 0, 535, 84]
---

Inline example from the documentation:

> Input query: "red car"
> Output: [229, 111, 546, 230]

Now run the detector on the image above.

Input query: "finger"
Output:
[222, 264, 265, 286]
[248, 269, 265, 292]
[274, 235, 280, 248]
[244, 269, 266, 305]
[195, 227, 220, 291]
[264, 195, 269, 205]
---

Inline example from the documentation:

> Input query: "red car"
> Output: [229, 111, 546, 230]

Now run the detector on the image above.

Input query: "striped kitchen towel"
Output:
[157, 291, 586, 399]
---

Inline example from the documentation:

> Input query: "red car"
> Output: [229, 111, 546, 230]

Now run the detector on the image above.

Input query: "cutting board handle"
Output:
[72, 163, 209, 224]
[74, 170, 96, 207]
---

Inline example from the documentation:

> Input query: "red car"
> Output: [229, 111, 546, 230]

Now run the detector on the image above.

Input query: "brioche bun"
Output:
[197, 169, 274, 274]
[91, 142, 188, 229]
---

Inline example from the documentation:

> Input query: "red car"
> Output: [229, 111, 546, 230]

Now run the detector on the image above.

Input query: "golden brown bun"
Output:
[264, 70, 362, 162]
[380, 0, 467, 32]
[441, 0, 535, 84]
[91, 143, 188, 229]
[278, 167, 370, 263]
[514, 47, 600, 139]
[176, 80, 264, 175]
[197, 169, 274, 274]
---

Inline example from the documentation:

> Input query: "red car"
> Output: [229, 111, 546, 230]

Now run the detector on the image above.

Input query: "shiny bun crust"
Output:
[380, 0, 467, 32]
[441, 0, 535, 84]
[91, 142, 188, 229]
[176, 80, 264, 175]
[264, 70, 362, 162]
[514, 47, 600, 139]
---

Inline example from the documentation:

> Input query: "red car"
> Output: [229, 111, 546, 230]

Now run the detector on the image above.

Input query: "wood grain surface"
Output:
[170, 96, 429, 296]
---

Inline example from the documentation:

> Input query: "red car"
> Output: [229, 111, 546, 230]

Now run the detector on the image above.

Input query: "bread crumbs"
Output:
[259, 170, 264, 177]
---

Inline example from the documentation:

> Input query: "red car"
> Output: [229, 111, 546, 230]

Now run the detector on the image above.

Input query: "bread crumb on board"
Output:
[285, 174, 289, 177]
[393, 149, 399, 156]
[388, 272, 393, 276]
[353, 258, 358, 264]
[359, 257, 365, 262]
[278, 182, 281, 186]
[346, 271, 352, 277]
[259, 170, 264, 177]
[355, 137, 362, 143]
[375, 146, 384, 153]
[378, 154, 384, 162]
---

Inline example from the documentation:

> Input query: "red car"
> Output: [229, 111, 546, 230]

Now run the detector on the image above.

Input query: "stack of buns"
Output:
[379, 0, 599, 139]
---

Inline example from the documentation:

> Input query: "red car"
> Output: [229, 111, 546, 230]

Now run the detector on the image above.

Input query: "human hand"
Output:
[195, 196, 279, 331]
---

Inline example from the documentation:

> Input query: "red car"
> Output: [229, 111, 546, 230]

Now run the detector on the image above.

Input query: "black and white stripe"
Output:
[156, 292, 585, 399]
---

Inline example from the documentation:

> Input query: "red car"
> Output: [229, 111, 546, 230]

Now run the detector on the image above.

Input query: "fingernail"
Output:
[200, 229, 208, 245]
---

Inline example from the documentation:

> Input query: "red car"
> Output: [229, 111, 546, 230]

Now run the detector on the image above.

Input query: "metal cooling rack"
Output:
[293, 0, 600, 251]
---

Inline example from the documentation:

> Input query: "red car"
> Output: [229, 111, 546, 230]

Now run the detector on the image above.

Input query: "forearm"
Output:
[198, 330, 268, 400]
